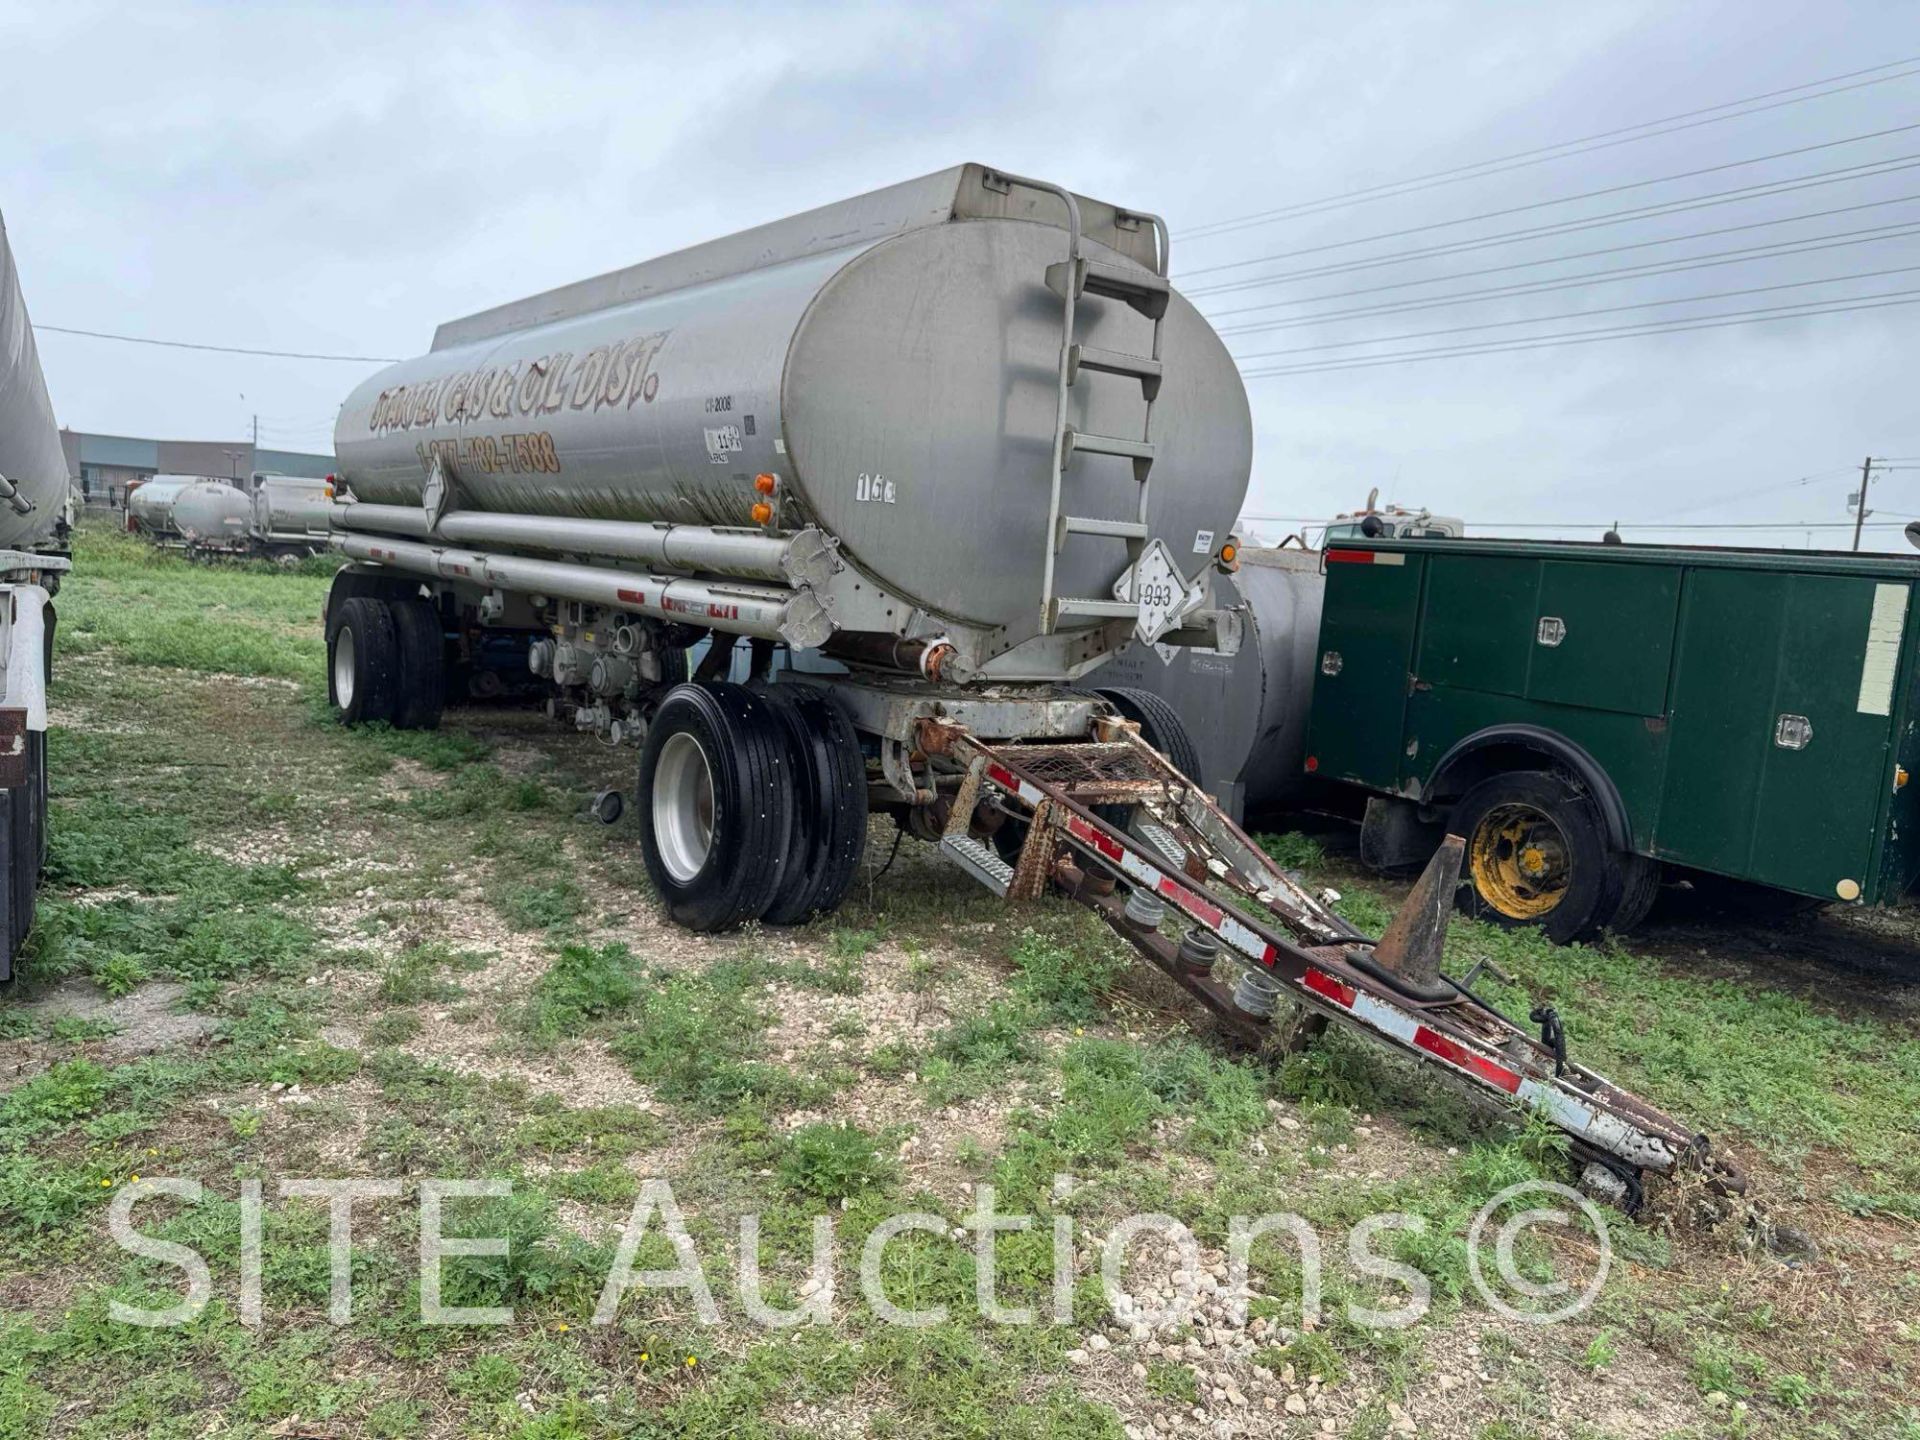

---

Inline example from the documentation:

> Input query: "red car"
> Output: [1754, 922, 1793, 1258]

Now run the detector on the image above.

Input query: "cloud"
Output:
[3, 0, 1914, 545]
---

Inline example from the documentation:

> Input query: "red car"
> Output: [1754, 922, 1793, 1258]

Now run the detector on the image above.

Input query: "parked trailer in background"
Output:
[0, 209, 73, 981]
[250, 472, 331, 561]
[124, 474, 198, 539]
[1090, 544, 1326, 822]
[170, 478, 254, 555]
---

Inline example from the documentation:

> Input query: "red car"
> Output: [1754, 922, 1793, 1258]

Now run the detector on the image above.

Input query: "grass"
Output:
[3, 515, 1917, 1438]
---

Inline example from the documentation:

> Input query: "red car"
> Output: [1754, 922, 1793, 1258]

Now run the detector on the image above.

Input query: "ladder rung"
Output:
[1055, 514, 1150, 553]
[1046, 257, 1172, 319]
[1050, 597, 1138, 623]
[1069, 344, 1163, 400]
[1061, 515, 1149, 539]
[1064, 429, 1154, 482]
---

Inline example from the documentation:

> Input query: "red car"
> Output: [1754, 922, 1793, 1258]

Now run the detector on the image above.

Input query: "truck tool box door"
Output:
[1657, 569, 1908, 900]
[1307, 549, 1422, 788]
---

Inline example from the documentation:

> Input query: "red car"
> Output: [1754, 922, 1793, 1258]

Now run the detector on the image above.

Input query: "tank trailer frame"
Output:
[926, 713, 1747, 1210]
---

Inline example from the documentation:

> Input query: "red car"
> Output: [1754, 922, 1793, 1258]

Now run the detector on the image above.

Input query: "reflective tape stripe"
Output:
[1303, 967, 1355, 1007]
[1413, 1025, 1522, 1095]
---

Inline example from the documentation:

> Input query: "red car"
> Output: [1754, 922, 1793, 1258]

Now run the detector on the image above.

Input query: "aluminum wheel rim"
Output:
[654, 731, 717, 883]
[333, 627, 357, 709]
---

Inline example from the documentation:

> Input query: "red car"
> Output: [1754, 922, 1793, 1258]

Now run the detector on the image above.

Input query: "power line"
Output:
[1179, 122, 1920, 279]
[1187, 153, 1920, 297]
[1229, 263, 1920, 360]
[1211, 219, 1920, 336]
[1181, 55, 1920, 241]
[35, 324, 399, 364]
[1238, 291, 1920, 378]
[1200, 197, 1920, 317]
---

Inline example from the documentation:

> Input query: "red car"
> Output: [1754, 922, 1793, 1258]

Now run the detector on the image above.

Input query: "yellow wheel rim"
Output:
[1468, 802, 1571, 920]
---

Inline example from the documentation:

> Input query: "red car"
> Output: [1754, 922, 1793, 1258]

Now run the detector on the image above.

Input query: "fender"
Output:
[1423, 724, 1633, 853]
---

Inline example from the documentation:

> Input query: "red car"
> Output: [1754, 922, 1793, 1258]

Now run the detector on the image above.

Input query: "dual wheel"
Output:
[638, 682, 868, 932]
[328, 595, 446, 731]
[1454, 770, 1659, 943]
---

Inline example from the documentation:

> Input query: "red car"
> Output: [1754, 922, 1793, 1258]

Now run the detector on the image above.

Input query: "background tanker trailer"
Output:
[170, 478, 254, 557]
[1090, 545, 1327, 823]
[249, 472, 332, 561]
[124, 474, 199, 539]
[325, 163, 1250, 930]
[0, 209, 74, 980]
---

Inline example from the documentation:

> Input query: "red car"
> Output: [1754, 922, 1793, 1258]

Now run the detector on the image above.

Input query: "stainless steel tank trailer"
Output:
[324, 164, 1250, 927]
[0, 208, 74, 981]
[125, 474, 200, 539]
[249, 472, 333, 563]
[318, 167, 1747, 1207]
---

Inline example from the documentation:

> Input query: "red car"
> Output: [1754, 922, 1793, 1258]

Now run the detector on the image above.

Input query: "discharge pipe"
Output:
[330, 532, 834, 648]
[330, 503, 837, 589]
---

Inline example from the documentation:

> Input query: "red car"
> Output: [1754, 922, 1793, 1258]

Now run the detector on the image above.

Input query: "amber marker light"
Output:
[753, 473, 777, 495]
[751, 501, 773, 525]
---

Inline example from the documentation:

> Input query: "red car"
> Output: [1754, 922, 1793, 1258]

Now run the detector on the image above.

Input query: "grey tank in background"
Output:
[332, 162, 1251, 647]
[0, 211, 68, 550]
[253, 474, 332, 544]
[126, 475, 201, 537]
[1089, 547, 1325, 821]
[171, 479, 254, 551]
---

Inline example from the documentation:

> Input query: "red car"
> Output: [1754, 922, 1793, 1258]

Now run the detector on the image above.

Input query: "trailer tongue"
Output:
[927, 712, 1747, 1210]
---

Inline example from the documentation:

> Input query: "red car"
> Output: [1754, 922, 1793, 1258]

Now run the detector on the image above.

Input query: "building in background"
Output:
[58, 429, 333, 503]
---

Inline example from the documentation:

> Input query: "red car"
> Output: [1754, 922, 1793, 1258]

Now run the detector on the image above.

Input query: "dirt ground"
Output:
[3, 531, 1918, 1440]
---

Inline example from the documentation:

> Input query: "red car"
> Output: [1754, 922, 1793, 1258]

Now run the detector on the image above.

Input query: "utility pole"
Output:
[1853, 454, 1878, 552]
[251, 413, 258, 473]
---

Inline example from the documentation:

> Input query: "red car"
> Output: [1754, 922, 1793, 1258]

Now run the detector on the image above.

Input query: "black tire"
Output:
[390, 599, 447, 732]
[328, 597, 400, 726]
[1452, 770, 1623, 945]
[638, 682, 794, 932]
[1096, 686, 1204, 787]
[1604, 854, 1662, 934]
[759, 687, 869, 926]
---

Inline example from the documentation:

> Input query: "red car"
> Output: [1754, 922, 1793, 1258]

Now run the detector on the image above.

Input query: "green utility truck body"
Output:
[1306, 536, 1920, 909]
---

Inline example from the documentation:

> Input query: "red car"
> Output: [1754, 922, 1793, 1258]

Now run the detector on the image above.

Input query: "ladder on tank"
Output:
[986, 170, 1173, 635]
[926, 712, 1748, 1209]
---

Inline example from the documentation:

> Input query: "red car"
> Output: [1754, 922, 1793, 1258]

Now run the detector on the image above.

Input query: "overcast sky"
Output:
[3, 1, 1916, 548]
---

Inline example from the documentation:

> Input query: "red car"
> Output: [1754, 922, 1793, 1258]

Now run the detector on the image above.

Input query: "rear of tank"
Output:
[172, 480, 254, 548]
[1088, 547, 1326, 819]
[254, 476, 332, 538]
[331, 164, 1252, 643]
[127, 476, 195, 534]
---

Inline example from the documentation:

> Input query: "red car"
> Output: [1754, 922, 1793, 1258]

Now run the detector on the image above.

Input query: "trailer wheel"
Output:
[638, 682, 794, 932]
[760, 687, 869, 925]
[328, 597, 400, 726]
[389, 600, 446, 732]
[1452, 770, 1621, 944]
[1096, 687, 1205, 787]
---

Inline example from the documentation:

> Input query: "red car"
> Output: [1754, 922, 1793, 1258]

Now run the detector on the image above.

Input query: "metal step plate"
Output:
[939, 833, 1014, 897]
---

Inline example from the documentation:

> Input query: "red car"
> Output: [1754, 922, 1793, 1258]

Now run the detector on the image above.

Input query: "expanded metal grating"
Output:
[992, 742, 1160, 788]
